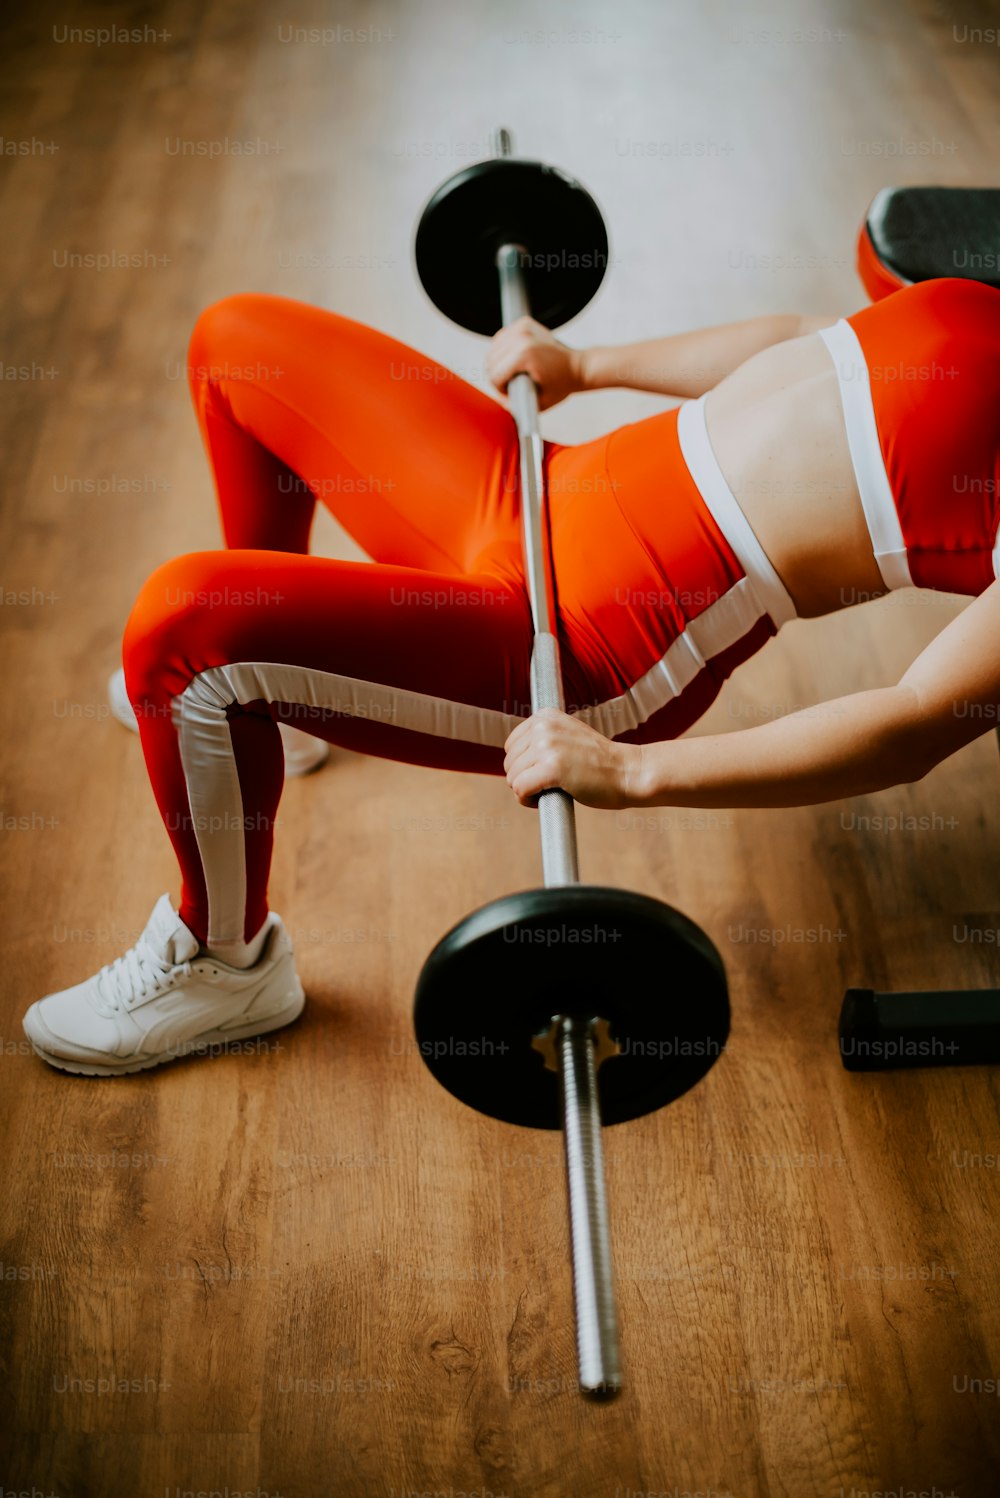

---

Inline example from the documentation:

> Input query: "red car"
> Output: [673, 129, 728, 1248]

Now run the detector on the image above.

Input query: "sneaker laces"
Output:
[94, 934, 186, 1014]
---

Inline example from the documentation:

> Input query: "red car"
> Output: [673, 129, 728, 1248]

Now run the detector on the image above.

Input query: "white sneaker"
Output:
[23, 895, 305, 1076]
[107, 667, 330, 777]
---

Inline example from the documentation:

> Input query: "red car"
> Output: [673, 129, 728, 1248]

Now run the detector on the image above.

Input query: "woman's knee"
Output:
[186, 293, 279, 392]
[122, 552, 235, 700]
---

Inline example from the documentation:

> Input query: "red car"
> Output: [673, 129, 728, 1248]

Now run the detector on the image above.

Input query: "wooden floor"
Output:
[2, 0, 999, 1494]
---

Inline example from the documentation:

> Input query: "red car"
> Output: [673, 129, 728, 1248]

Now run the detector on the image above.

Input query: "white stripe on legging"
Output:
[174, 574, 774, 942]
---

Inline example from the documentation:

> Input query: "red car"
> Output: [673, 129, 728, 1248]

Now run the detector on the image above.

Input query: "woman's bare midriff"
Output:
[704, 332, 887, 618]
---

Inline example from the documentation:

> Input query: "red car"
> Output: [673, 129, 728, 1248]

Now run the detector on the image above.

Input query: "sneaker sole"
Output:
[27, 985, 306, 1077]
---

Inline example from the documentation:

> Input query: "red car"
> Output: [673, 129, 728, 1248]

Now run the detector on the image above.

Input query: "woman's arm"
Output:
[503, 582, 1000, 810]
[579, 312, 835, 399]
[487, 312, 834, 407]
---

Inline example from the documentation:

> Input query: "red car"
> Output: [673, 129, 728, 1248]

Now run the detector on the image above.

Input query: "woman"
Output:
[23, 277, 1000, 1074]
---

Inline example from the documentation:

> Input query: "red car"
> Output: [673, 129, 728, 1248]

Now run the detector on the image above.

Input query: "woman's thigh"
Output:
[188, 293, 522, 573]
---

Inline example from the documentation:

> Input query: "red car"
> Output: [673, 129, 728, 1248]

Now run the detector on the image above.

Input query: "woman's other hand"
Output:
[504, 707, 641, 810]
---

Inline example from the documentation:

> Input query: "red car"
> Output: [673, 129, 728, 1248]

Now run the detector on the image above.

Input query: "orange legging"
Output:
[123, 295, 781, 949]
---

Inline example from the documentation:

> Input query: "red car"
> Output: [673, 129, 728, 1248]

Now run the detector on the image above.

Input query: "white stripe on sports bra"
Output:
[818, 318, 913, 591]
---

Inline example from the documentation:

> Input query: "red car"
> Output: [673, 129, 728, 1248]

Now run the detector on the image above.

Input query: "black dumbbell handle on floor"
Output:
[840, 986, 1000, 1071]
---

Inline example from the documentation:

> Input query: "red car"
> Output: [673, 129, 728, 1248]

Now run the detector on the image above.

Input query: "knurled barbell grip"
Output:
[557, 1013, 622, 1398]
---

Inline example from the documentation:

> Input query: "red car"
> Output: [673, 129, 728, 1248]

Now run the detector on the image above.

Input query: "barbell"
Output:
[411, 129, 730, 1399]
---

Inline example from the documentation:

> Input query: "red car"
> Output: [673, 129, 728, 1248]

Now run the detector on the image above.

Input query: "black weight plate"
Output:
[413, 886, 729, 1129]
[414, 157, 609, 336]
